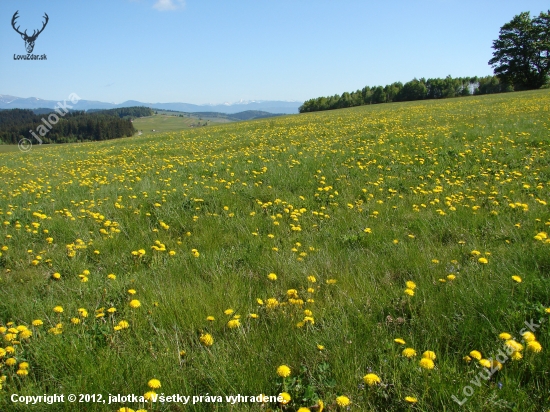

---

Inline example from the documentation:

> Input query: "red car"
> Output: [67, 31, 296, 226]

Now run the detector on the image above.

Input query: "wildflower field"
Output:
[0, 90, 549, 411]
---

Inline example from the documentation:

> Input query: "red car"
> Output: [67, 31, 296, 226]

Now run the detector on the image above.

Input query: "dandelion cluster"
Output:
[0, 89, 548, 409]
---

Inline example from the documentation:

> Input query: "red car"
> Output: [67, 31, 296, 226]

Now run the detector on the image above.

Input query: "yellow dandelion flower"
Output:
[363, 373, 381, 386]
[419, 358, 435, 369]
[32, 319, 43, 326]
[267, 273, 277, 281]
[279, 392, 291, 404]
[266, 298, 279, 309]
[505, 340, 523, 352]
[406, 280, 416, 290]
[20, 330, 31, 340]
[404, 396, 418, 403]
[511, 351, 523, 361]
[53, 306, 63, 313]
[422, 351, 436, 360]
[511, 275, 522, 283]
[394, 338, 406, 345]
[227, 319, 241, 329]
[479, 359, 492, 368]
[129, 299, 141, 308]
[336, 396, 350, 406]
[277, 365, 291, 378]
[469, 350, 482, 360]
[199, 333, 213, 347]
[118, 320, 129, 329]
[287, 289, 299, 298]
[402, 348, 417, 358]
[527, 341, 542, 353]
[478, 257, 488, 264]
[522, 331, 536, 342]
[148, 379, 161, 389]
[224, 308, 234, 315]
[404, 288, 415, 296]
[499, 332, 512, 340]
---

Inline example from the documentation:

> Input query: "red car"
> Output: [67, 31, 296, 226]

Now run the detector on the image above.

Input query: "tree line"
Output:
[299, 75, 511, 113]
[0, 107, 148, 145]
[86, 106, 153, 118]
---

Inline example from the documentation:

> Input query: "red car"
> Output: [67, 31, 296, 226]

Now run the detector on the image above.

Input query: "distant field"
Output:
[133, 113, 232, 137]
[0, 145, 20, 153]
[0, 90, 549, 411]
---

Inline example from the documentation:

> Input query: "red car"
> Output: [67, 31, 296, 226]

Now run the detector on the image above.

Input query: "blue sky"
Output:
[0, 0, 548, 105]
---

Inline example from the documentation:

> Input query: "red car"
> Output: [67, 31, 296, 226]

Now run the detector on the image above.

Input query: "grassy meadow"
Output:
[133, 113, 233, 137]
[0, 90, 549, 411]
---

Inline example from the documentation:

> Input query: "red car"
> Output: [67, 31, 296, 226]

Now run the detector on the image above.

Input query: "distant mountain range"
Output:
[0, 95, 302, 114]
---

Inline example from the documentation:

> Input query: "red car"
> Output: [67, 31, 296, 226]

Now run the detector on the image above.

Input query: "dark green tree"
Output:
[371, 86, 386, 104]
[489, 10, 550, 90]
[397, 79, 427, 101]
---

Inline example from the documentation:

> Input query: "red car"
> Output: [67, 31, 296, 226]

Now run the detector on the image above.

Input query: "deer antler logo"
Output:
[11, 11, 49, 54]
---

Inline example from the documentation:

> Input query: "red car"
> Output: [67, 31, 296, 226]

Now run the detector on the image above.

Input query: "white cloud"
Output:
[153, 0, 186, 11]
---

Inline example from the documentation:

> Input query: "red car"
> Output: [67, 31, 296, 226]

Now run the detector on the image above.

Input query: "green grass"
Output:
[0, 90, 549, 411]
